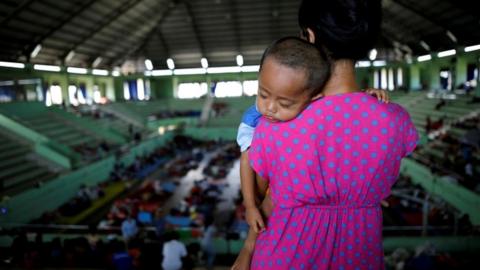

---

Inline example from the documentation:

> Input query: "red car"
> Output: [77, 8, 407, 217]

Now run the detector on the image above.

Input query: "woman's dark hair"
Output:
[298, 0, 382, 60]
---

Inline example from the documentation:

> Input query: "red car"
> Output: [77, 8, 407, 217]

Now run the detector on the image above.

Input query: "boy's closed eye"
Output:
[279, 102, 293, 108]
[258, 90, 268, 99]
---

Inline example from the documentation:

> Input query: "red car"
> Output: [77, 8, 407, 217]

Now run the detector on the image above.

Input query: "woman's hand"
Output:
[364, 88, 390, 103]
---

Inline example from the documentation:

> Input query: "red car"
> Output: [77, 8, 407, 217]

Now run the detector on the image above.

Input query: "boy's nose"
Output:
[267, 102, 277, 113]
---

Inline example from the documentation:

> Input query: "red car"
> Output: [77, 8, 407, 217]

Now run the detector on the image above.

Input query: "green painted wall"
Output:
[0, 157, 115, 225]
[409, 64, 421, 90]
[150, 77, 174, 99]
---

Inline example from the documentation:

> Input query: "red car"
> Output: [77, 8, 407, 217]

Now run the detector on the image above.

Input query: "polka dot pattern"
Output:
[248, 92, 418, 269]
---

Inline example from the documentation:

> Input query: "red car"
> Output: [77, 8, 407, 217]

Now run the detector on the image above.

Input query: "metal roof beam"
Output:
[0, 0, 35, 27]
[183, 0, 206, 57]
[228, 0, 242, 54]
[19, 0, 97, 61]
[59, 0, 144, 60]
[391, 0, 460, 43]
[109, 1, 174, 67]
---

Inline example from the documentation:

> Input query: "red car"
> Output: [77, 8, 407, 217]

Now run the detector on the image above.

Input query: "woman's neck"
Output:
[322, 59, 359, 96]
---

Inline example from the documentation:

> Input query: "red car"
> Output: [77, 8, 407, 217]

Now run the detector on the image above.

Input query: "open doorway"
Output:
[439, 68, 452, 91]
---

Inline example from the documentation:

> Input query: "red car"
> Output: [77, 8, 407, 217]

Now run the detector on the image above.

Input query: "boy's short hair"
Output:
[259, 36, 331, 97]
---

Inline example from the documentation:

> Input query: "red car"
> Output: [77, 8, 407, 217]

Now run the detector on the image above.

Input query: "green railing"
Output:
[183, 127, 237, 141]
[0, 113, 74, 169]
[401, 158, 480, 225]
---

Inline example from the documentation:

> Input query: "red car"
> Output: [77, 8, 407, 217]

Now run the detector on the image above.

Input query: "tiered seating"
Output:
[78, 107, 136, 139]
[0, 132, 56, 196]
[392, 92, 478, 137]
[404, 98, 444, 135]
[19, 113, 99, 148]
[206, 97, 256, 127]
[105, 101, 202, 128]
[410, 121, 479, 193]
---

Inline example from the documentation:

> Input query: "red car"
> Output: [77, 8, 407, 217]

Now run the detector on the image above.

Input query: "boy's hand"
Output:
[365, 88, 390, 103]
[245, 206, 265, 233]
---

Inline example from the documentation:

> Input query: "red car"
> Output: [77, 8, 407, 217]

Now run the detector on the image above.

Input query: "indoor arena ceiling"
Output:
[0, 0, 479, 70]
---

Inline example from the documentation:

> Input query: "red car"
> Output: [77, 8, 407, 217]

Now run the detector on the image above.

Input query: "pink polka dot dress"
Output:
[248, 92, 418, 270]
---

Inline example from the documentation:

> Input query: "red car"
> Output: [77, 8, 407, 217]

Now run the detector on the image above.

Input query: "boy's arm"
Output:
[230, 194, 273, 270]
[240, 151, 259, 209]
[240, 151, 266, 233]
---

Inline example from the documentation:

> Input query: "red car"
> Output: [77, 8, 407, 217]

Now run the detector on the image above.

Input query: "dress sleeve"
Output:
[247, 120, 269, 182]
[402, 110, 419, 156]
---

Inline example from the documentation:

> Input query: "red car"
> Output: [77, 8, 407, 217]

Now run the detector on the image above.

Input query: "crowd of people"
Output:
[73, 140, 115, 163]
[385, 242, 475, 270]
[30, 183, 107, 225]
[382, 173, 473, 236]
[149, 110, 201, 121]
[416, 115, 479, 192]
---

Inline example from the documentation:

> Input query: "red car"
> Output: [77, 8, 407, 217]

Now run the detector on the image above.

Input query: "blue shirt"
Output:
[236, 104, 262, 152]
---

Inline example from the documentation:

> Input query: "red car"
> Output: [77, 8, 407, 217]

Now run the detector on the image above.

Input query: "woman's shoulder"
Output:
[307, 91, 411, 118]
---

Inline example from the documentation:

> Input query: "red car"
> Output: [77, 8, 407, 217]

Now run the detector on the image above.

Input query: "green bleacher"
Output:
[104, 100, 204, 130]
[0, 103, 127, 163]
[92, 116, 132, 138]
[391, 92, 479, 138]
[0, 132, 57, 196]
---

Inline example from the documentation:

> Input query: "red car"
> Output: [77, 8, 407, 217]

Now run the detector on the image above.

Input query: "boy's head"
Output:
[257, 37, 331, 122]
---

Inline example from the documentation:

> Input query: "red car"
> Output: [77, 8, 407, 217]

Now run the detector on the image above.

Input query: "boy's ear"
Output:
[307, 28, 315, 44]
[310, 92, 323, 101]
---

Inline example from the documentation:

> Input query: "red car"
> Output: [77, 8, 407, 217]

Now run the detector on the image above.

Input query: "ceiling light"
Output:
[65, 50, 75, 62]
[0, 61, 25, 69]
[174, 68, 207, 75]
[446, 31, 457, 43]
[372, 60, 386, 67]
[145, 59, 153, 70]
[92, 57, 103, 68]
[368, 49, 377, 61]
[67, 67, 87, 74]
[92, 69, 108, 76]
[437, 49, 456, 58]
[356, 61, 371, 68]
[417, 54, 432, 62]
[33, 64, 61, 72]
[30, 44, 42, 58]
[201, 57, 208, 68]
[240, 65, 260, 72]
[420, 40, 430, 51]
[166, 58, 175, 70]
[207, 66, 241, 74]
[236, 55, 244, 66]
[465, 44, 480, 52]
[152, 70, 173, 76]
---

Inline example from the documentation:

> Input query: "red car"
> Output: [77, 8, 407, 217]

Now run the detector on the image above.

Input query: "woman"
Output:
[232, 0, 418, 269]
